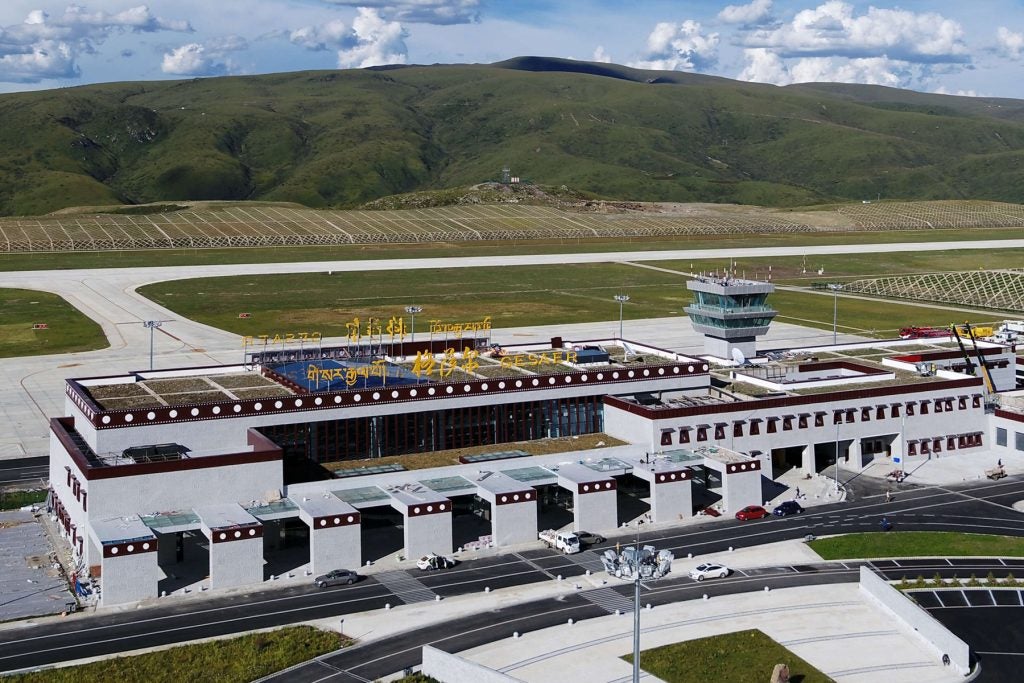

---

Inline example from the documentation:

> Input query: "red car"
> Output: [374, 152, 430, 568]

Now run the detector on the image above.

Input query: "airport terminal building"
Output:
[46, 288, 1022, 605]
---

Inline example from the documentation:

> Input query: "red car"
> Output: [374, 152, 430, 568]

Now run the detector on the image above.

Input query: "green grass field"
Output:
[0, 489, 48, 511]
[5, 626, 346, 683]
[810, 532, 1024, 560]
[136, 251, 995, 339]
[623, 629, 834, 683]
[0, 289, 106, 358]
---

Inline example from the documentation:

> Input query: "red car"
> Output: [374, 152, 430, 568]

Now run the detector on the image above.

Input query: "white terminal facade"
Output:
[47, 278, 1023, 605]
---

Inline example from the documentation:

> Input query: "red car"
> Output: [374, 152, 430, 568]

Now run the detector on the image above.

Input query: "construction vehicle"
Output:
[953, 323, 994, 339]
[985, 464, 1007, 480]
[958, 323, 999, 393]
[898, 326, 950, 340]
[538, 529, 581, 554]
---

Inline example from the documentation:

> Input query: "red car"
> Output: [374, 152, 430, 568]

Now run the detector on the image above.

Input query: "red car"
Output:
[735, 505, 768, 521]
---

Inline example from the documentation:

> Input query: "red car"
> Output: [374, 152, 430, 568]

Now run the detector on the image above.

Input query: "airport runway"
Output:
[1, 237, 1019, 459]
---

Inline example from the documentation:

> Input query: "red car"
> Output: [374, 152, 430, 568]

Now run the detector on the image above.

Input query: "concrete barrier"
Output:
[859, 566, 970, 675]
[421, 645, 523, 683]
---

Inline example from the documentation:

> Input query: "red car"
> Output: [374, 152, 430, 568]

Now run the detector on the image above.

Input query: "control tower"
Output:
[685, 276, 777, 360]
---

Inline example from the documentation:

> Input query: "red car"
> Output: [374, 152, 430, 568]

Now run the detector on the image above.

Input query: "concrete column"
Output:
[309, 521, 361, 574]
[801, 444, 814, 473]
[99, 540, 160, 606]
[156, 530, 177, 566]
[491, 495, 537, 546]
[572, 481, 617, 533]
[720, 460, 763, 513]
[650, 471, 693, 522]
[206, 527, 264, 589]
[404, 508, 453, 559]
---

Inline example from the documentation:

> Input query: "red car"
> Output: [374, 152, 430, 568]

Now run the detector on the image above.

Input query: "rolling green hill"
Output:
[3, 57, 1024, 215]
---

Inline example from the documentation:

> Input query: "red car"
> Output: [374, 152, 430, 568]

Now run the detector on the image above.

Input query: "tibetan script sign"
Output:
[307, 360, 388, 386]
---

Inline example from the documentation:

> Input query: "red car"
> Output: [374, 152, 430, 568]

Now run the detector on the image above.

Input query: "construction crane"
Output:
[949, 324, 976, 376]
[962, 321, 997, 393]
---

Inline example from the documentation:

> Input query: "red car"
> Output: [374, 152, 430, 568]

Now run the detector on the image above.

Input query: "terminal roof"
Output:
[92, 516, 156, 544]
[293, 493, 357, 519]
[194, 503, 261, 530]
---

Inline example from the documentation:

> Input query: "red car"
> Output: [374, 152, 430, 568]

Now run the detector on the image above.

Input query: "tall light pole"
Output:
[632, 520, 642, 683]
[614, 294, 630, 340]
[143, 320, 163, 371]
[405, 305, 423, 346]
[827, 284, 843, 345]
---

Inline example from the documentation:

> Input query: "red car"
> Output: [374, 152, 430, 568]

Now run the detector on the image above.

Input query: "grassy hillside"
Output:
[3, 57, 1024, 215]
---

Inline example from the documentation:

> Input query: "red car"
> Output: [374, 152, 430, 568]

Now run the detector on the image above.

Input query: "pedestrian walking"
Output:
[885, 490, 891, 503]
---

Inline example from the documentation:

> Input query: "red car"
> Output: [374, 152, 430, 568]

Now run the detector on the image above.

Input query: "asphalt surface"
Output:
[3, 476, 1023, 675]
[924, 599, 1024, 683]
[0, 456, 47, 487]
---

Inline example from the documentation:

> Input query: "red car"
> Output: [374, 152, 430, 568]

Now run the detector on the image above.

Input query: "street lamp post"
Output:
[827, 284, 843, 345]
[405, 305, 423, 346]
[143, 320, 163, 371]
[632, 521, 642, 683]
[614, 294, 630, 340]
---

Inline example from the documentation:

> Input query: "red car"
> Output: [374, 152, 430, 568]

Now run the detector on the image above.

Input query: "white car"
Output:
[416, 553, 455, 571]
[689, 562, 730, 581]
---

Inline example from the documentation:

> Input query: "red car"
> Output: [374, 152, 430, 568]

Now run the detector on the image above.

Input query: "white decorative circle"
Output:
[612, 372, 619, 379]
[658, 368, 665, 376]
[446, 386, 454, 394]
[143, 542, 150, 550]
[147, 411, 156, 420]
[525, 492, 532, 500]
[346, 515, 354, 523]
[583, 484, 590, 492]
[427, 505, 434, 512]
[464, 385, 471, 392]
[428, 387, 436, 395]
[565, 376, 572, 383]
[627, 370, 635, 378]
[413, 507, 421, 514]
[124, 413, 134, 422]
[481, 383, 489, 391]
[295, 399, 303, 407]
[249, 529, 256, 536]
[169, 410, 178, 418]
[702, 364, 709, 371]
[233, 404, 242, 413]
[605, 482, 612, 489]
[513, 494, 520, 501]
[234, 530, 242, 538]
[274, 400, 283, 409]
[547, 377, 555, 385]
[439, 503, 446, 511]
[673, 367, 680, 374]
[372, 392, 380, 400]
[334, 517, 341, 524]
[597, 373, 604, 380]
[212, 406, 221, 415]
[219, 532, 227, 540]
[515, 380, 523, 388]
[581, 374, 588, 382]
[410, 389, 417, 397]
[334, 395, 342, 403]
[643, 369, 650, 377]
[315, 397, 323, 405]
[127, 544, 135, 552]
[353, 394, 362, 402]
[191, 408, 200, 417]
[670, 473, 677, 480]
[687, 365, 694, 373]
[532, 378, 540, 386]
[500, 496, 507, 503]
[498, 382, 506, 389]
[110, 546, 118, 554]
[253, 403, 262, 411]
[392, 390, 399, 398]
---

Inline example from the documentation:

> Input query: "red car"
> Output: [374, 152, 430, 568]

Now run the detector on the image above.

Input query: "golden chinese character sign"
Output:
[412, 347, 480, 378]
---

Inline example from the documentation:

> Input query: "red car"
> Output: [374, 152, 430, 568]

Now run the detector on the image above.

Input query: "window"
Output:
[798, 415, 808, 429]
[733, 422, 744, 438]
[947, 437, 956, 451]
[714, 424, 726, 440]
[973, 395, 982, 408]
[661, 430, 673, 446]
[767, 418, 777, 434]
[833, 411, 842, 425]
[997, 428, 1007, 447]
[958, 397, 967, 410]
[891, 404, 901, 417]
[920, 401, 929, 415]
[906, 402, 915, 416]
[908, 441, 917, 455]
[680, 428, 690, 444]
[696, 426, 708, 442]
[750, 420, 760, 436]
[934, 401, 943, 413]
[876, 406, 885, 420]
[815, 413, 825, 427]
[945, 399, 954, 411]
[1016, 432, 1024, 452]
[846, 409, 856, 423]
[861, 407, 871, 421]
[782, 417, 793, 431]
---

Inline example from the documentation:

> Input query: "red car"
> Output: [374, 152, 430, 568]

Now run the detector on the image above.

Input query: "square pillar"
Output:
[404, 506, 453, 559]
[801, 444, 814, 473]
[99, 538, 160, 606]
[569, 480, 617, 533]
[649, 469, 693, 521]
[474, 472, 538, 547]
[196, 504, 264, 590]
[720, 459, 763, 513]
[296, 497, 362, 574]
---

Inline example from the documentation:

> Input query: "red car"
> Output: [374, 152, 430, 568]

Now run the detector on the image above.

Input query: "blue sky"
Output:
[0, 1, 1022, 97]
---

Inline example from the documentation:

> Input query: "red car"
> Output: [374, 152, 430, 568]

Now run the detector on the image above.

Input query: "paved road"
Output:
[0, 456, 47, 487]
[3, 477, 1022, 674]
[2, 238, 1017, 459]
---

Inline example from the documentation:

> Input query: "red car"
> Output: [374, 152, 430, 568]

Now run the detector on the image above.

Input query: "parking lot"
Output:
[0, 510, 73, 622]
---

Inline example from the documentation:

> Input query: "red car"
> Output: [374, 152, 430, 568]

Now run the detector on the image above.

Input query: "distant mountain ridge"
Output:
[1, 56, 1024, 216]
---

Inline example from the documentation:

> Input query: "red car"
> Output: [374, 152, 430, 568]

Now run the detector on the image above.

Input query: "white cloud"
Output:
[0, 4, 192, 83]
[320, 1, 479, 25]
[161, 35, 248, 76]
[630, 19, 718, 71]
[738, 47, 912, 88]
[932, 85, 980, 97]
[746, 1, 968, 64]
[592, 46, 611, 64]
[997, 26, 1024, 59]
[290, 19, 351, 52]
[718, 0, 773, 27]
[336, 8, 408, 68]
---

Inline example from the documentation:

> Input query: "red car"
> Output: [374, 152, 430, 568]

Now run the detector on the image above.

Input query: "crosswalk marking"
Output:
[565, 551, 607, 573]
[582, 586, 635, 614]
[373, 570, 437, 604]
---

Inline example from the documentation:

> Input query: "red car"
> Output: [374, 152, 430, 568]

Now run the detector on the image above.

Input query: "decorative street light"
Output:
[142, 320, 163, 371]
[632, 520, 642, 683]
[614, 294, 630, 340]
[827, 284, 843, 345]
[405, 305, 423, 345]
